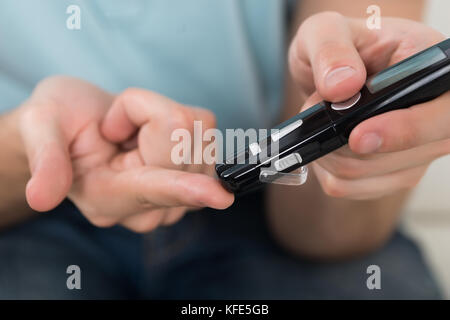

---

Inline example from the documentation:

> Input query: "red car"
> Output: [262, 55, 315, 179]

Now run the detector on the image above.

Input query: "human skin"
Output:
[1, 0, 448, 261]
[267, 0, 450, 260]
[0, 77, 233, 232]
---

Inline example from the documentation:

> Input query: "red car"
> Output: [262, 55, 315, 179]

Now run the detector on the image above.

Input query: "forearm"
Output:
[267, 176, 410, 260]
[0, 108, 34, 228]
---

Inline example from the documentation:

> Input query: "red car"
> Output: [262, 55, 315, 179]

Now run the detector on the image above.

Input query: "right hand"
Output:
[17, 76, 233, 232]
[288, 13, 448, 200]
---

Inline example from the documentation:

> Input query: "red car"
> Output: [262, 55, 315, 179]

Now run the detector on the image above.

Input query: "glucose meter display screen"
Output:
[367, 46, 446, 94]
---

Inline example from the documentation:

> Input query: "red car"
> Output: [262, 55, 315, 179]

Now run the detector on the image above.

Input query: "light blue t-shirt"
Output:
[0, 0, 288, 130]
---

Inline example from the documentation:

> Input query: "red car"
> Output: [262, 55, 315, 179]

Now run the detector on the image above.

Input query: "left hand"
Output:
[289, 13, 450, 200]
[18, 77, 233, 233]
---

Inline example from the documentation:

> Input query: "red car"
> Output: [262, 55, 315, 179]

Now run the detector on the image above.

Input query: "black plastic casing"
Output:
[217, 39, 450, 194]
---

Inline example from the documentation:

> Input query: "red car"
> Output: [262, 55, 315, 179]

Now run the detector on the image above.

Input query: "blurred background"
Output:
[402, 0, 450, 298]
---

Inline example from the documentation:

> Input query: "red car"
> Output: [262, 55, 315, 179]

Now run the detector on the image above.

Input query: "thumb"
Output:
[290, 12, 366, 102]
[19, 107, 73, 212]
[349, 92, 450, 154]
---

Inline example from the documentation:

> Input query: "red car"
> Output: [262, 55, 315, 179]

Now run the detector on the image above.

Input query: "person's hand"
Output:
[18, 76, 233, 232]
[288, 13, 450, 200]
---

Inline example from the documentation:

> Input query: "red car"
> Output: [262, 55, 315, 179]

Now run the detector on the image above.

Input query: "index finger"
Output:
[101, 88, 183, 143]
[289, 12, 367, 102]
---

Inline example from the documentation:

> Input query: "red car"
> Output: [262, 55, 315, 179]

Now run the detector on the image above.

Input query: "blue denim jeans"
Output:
[0, 190, 442, 299]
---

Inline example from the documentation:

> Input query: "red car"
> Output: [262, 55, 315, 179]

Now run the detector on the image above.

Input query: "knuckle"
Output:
[128, 223, 153, 234]
[201, 109, 217, 129]
[19, 108, 38, 128]
[404, 177, 421, 190]
[404, 167, 428, 190]
[303, 11, 335, 26]
[191, 193, 205, 207]
[431, 31, 446, 43]
[88, 214, 117, 228]
[173, 173, 203, 205]
[23, 96, 52, 113]
[314, 41, 349, 67]
[301, 11, 343, 35]
[128, 226, 149, 234]
[128, 214, 163, 234]
[382, 111, 418, 151]
[439, 139, 450, 156]
[397, 125, 419, 150]
[34, 76, 84, 101]
[162, 214, 184, 226]
[19, 105, 55, 131]
[119, 87, 142, 105]
[135, 193, 155, 211]
[321, 155, 367, 180]
[336, 159, 366, 180]
[287, 46, 304, 83]
[321, 172, 348, 198]
[34, 75, 68, 91]
[169, 107, 194, 131]
[316, 11, 343, 21]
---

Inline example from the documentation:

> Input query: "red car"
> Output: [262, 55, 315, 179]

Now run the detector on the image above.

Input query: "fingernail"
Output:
[325, 66, 357, 89]
[359, 133, 383, 154]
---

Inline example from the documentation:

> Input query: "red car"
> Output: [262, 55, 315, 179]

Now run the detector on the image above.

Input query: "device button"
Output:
[271, 119, 303, 142]
[249, 142, 262, 156]
[331, 92, 361, 111]
[274, 153, 302, 171]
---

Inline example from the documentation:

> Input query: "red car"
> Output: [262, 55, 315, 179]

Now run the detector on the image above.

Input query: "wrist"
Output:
[1, 107, 28, 172]
[0, 106, 35, 227]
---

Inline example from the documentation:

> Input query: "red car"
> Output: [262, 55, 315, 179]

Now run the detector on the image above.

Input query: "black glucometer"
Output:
[216, 38, 450, 194]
